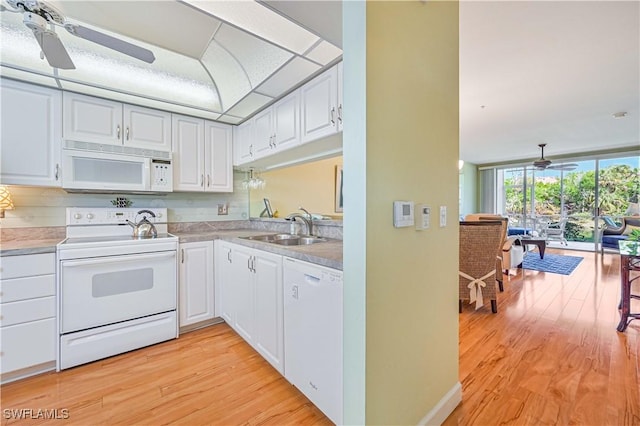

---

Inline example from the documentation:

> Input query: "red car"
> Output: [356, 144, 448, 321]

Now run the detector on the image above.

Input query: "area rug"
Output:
[522, 253, 583, 275]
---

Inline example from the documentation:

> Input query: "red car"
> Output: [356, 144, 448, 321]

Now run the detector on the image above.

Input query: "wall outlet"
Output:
[217, 203, 228, 215]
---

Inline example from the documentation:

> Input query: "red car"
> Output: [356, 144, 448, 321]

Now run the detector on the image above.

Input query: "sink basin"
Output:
[274, 236, 327, 246]
[242, 234, 327, 245]
[245, 233, 299, 242]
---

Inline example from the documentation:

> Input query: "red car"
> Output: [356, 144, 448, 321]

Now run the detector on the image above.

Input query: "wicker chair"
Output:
[465, 214, 524, 283]
[459, 220, 504, 313]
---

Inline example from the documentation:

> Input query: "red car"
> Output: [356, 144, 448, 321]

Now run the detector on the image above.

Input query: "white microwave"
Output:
[61, 149, 172, 193]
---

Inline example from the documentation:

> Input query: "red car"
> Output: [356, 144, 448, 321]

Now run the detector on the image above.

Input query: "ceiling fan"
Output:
[533, 143, 578, 171]
[1, 0, 155, 69]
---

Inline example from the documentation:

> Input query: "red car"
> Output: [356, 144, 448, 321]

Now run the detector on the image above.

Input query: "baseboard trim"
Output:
[418, 381, 462, 426]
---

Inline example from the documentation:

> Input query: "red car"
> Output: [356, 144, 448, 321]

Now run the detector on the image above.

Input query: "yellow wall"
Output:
[365, 2, 460, 424]
[248, 156, 343, 218]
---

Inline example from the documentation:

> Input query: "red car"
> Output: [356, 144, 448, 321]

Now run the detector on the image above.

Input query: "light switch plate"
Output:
[439, 206, 447, 227]
[218, 203, 228, 215]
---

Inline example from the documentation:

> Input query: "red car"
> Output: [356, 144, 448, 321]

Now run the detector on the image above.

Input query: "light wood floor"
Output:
[444, 248, 640, 425]
[1, 324, 332, 426]
[3, 249, 638, 425]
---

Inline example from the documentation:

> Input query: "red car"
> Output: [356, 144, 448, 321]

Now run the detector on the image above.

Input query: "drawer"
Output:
[0, 296, 56, 327]
[0, 318, 56, 374]
[0, 253, 55, 280]
[0, 274, 55, 303]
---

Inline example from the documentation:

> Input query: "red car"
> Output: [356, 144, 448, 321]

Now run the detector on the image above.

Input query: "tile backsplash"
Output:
[0, 172, 249, 228]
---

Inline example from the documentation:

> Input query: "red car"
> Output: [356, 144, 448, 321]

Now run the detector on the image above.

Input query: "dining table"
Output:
[617, 240, 640, 332]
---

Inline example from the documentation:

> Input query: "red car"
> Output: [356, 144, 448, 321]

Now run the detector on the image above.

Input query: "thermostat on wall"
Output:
[393, 201, 414, 228]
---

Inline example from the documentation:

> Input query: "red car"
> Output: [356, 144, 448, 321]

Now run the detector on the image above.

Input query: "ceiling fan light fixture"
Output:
[612, 111, 628, 119]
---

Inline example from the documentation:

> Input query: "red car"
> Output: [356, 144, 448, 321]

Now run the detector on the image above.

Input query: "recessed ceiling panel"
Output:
[256, 57, 321, 98]
[56, 22, 222, 112]
[186, 0, 320, 55]
[214, 23, 292, 88]
[217, 115, 244, 125]
[0, 11, 56, 76]
[201, 40, 251, 113]
[305, 41, 342, 66]
[226, 93, 273, 118]
[52, 1, 221, 59]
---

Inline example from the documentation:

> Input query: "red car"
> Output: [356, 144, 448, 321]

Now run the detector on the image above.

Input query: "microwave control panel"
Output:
[151, 160, 172, 191]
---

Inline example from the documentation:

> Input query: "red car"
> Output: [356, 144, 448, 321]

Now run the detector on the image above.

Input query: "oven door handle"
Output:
[61, 252, 176, 267]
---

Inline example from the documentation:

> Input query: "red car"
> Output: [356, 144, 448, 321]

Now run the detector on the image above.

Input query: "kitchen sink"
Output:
[243, 234, 327, 245]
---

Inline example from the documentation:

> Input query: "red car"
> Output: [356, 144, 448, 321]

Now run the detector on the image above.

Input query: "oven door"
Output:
[60, 250, 177, 334]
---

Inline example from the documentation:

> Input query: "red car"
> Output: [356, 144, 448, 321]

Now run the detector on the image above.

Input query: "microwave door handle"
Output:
[143, 158, 151, 190]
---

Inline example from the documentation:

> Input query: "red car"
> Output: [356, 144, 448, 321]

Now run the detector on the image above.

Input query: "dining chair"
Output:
[459, 220, 504, 313]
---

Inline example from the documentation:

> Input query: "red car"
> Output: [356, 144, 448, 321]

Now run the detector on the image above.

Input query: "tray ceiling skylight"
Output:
[0, 0, 341, 123]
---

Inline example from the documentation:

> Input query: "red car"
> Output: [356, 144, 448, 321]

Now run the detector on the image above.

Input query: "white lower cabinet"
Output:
[0, 253, 56, 383]
[179, 241, 215, 327]
[215, 241, 283, 373]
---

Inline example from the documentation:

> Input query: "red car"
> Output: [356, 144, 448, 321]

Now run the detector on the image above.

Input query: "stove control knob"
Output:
[73, 213, 82, 220]
[156, 212, 162, 218]
[86, 213, 94, 220]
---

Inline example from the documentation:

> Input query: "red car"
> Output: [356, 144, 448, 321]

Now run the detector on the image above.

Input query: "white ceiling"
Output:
[460, 1, 640, 166]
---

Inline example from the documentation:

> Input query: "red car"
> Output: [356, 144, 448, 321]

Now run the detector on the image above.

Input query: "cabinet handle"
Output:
[116, 125, 121, 139]
[207, 174, 210, 187]
[126, 127, 130, 140]
[251, 256, 256, 273]
[338, 105, 343, 123]
[249, 144, 253, 156]
[181, 249, 184, 263]
[330, 107, 336, 125]
[272, 134, 277, 148]
[200, 174, 204, 187]
[227, 249, 232, 263]
[291, 285, 299, 300]
[247, 256, 252, 271]
[55, 163, 60, 180]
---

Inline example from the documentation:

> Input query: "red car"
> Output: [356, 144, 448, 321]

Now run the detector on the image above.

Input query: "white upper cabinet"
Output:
[63, 92, 171, 151]
[172, 115, 205, 191]
[172, 114, 233, 192]
[123, 104, 172, 151]
[204, 121, 233, 192]
[0, 79, 62, 187]
[234, 90, 300, 165]
[301, 64, 339, 143]
[233, 120, 254, 166]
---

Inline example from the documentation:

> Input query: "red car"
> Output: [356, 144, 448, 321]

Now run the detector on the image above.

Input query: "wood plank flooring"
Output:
[2, 248, 638, 425]
[0, 324, 332, 426]
[445, 248, 640, 425]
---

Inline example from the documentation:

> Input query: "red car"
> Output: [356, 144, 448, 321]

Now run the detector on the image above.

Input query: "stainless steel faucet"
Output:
[285, 206, 314, 236]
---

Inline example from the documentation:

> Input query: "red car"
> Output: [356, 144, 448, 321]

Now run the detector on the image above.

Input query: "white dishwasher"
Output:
[283, 257, 343, 425]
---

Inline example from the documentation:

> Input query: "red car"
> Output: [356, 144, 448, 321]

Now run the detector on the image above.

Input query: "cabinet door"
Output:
[301, 65, 338, 143]
[233, 120, 254, 165]
[336, 61, 343, 132]
[253, 251, 284, 373]
[179, 241, 214, 327]
[0, 80, 62, 187]
[123, 105, 171, 151]
[204, 121, 233, 192]
[63, 92, 123, 145]
[1, 318, 56, 376]
[273, 91, 300, 152]
[253, 108, 274, 159]
[232, 246, 255, 344]
[172, 114, 204, 191]
[215, 241, 235, 325]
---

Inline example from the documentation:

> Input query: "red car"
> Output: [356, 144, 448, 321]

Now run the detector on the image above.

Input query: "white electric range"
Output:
[56, 208, 178, 370]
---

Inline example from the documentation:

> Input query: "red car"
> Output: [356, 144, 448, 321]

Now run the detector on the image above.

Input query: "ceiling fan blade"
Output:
[66, 24, 156, 64]
[548, 163, 578, 171]
[31, 28, 75, 69]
